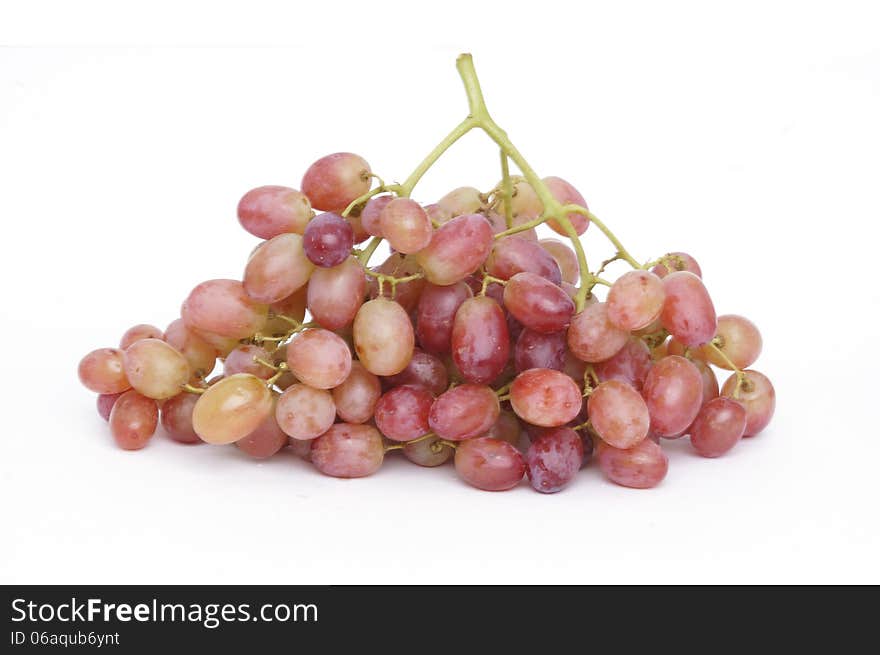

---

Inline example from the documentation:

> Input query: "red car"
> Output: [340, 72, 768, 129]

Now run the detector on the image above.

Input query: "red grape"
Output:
[416, 281, 472, 354]
[307, 255, 366, 330]
[509, 368, 582, 427]
[486, 236, 562, 284]
[160, 392, 201, 444]
[415, 214, 493, 285]
[120, 324, 164, 349]
[543, 176, 589, 236]
[596, 439, 668, 489]
[224, 345, 275, 380]
[109, 390, 159, 450]
[353, 298, 415, 376]
[437, 186, 483, 217]
[594, 337, 653, 391]
[310, 423, 384, 478]
[236, 404, 289, 459]
[302, 212, 354, 268]
[514, 329, 567, 373]
[332, 361, 381, 424]
[301, 152, 372, 212]
[276, 383, 336, 440]
[244, 233, 314, 304]
[286, 328, 352, 389]
[689, 397, 746, 457]
[428, 384, 500, 441]
[237, 185, 313, 239]
[660, 271, 716, 347]
[374, 385, 434, 442]
[642, 355, 703, 437]
[450, 295, 510, 384]
[503, 272, 574, 334]
[360, 195, 393, 237]
[379, 198, 432, 254]
[651, 251, 702, 279]
[382, 349, 448, 396]
[182, 279, 268, 340]
[403, 436, 454, 467]
[704, 314, 762, 370]
[455, 437, 525, 491]
[123, 338, 190, 400]
[96, 392, 124, 422]
[606, 270, 665, 331]
[588, 380, 650, 449]
[539, 238, 579, 285]
[164, 319, 216, 377]
[78, 348, 131, 394]
[525, 427, 584, 493]
[720, 370, 775, 436]
[192, 374, 274, 444]
[567, 302, 629, 363]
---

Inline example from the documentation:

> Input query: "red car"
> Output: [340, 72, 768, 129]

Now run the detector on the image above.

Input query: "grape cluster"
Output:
[77, 55, 775, 493]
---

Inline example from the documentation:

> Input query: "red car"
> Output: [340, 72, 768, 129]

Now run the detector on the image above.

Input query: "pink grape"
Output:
[265, 286, 308, 334]
[276, 383, 337, 440]
[374, 385, 433, 442]
[596, 439, 668, 489]
[379, 198, 432, 254]
[509, 179, 543, 220]
[607, 270, 665, 331]
[310, 423, 384, 478]
[403, 436, 454, 467]
[382, 349, 448, 396]
[416, 281, 472, 354]
[437, 186, 483, 217]
[660, 271, 717, 347]
[543, 176, 589, 236]
[526, 427, 584, 493]
[651, 252, 702, 279]
[509, 368, 582, 427]
[486, 236, 562, 285]
[332, 361, 381, 424]
[120, 324, 164, 349]
[286, 328, 352, 389]
[689, 397, 746, 457]
[192, 374, 274, 444]
[485, 211, 538, 240]
[164, 319, 216, 377]
[692, 358, 720, 406]
[78, 348, 131, 394]
[160, 392, 201, 444]
[301, 152, 372, 213]
[429, 384, 500, 441]
[109, 390, 159, 450]
[353, 298, 415, 376]
[237, 185, 313, 239]
[503, 272, 575, 334]
[539, 239, 579, 285]
[307, 256, 366, 330]
[587, 380, 650, 449]
[567, 302, 629, 363]
[415, 214, 493, 285]
[450, 296, 510, 384]
[347, 212, 370, 245]
[643, 355, 703, 437]
[454, 437, 525, 491]
[288, 437, 313, 459]
[243, 233, 314, 304]
[721, 370, 775, 436]
[366, 253, 426, 312]
[224, 345, 275, 380]
[704, 314, 762, 370]
[594, 337, 653, 391]
[190, 329, 240, 358]
[182, 279, 268, 340]
[484, 410, 523, 447]
[302, 212, 354, 268]
[236, 403, 289, 459]
[360, 195, 393, 237]
[96, 392, 124, 421]
[123, 338, 190, 400]
[514, 329, 567, 373]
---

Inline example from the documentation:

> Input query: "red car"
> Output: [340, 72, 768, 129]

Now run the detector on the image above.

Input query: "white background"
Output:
[1, 1, 878, 584]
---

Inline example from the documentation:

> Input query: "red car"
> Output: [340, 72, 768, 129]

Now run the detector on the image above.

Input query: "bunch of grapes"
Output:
[77, 55, 775, 493]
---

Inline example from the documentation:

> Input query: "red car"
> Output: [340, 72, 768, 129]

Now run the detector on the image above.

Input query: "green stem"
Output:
[500, 150, 513, 229]
[358, 236, 383, 266]
[399, 117, 477, 197]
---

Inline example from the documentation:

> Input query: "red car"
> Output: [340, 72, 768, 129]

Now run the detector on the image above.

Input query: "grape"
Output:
[264, 286, 309, 335]
[423, 203, 450, 226]
[347, 211, 370, 245]
[543, 176, 589, 236]
[307, 256, 366, 330]
[192, 374, 273, 444]
[382, 349, 448, 396]
[580, 431, 594, 467]
[374, 384, 434, 442]
[301, 152, 372, 212]
[567, 302, 629, 363]
[191, 329, 240, 358]
[243, 233, 314, 304]
[486, 236, 562, 284]
[514, 329, 567, 373]
[454, 437, 525, 491]
[594, 337, 653, 391]
[503, 272, 575, 334]
[720, 370, 775, 436]
[606, 270, 665, 331]
[509, 179, 543, 220]
[96, 392, 123, 421]
[450, 295, 510, 384]
[160, 392, 201, 444]
[237, 185, 313, 239]
[164, 319, 216, 377]
[429, 384, 500, 441]
[302, 212, 355, 268]
[416, 281, 472, 354]
[485, 211, 539, 240]
[415, 214, 493, 285]
[642, 355, 703, 437]
[692, 358, 719, 406]
[287, 437, 313, 459]
[526, 427, 584, 493]
[353, 298, 415, 376]
[286, 328, 352, 389]
[367, 253, 425, 312]
[403, 436, 454, 467]
[310, 423, 384, 478]
[224, 345, 275, 380]
[109, 390, 158, 450]
[332, 361, 381, 424]
[236, 402, 289, 459]
[689, 397, 746, 457]
[562, 349, 588, 384]
[509, 368, 582, 427]
[651, 252, 702, 279]
[78, 348, 131, 394]
[276, 383, 336, 440]
[120, 324, 164, 349]
[596, 439, 668, 489]
[484, 409, 523, 447]
[123, 338, 190, 400]
[659, 271, 717, 347]
[539, 239, 579, 285]
[360, 195, 393, 237]
[587, 380, 650, 449]
[437, 186, 483, 217]
[704, 314, 762, 370]
[182, 279, 268, 340]
[379, 198, 432, 254]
